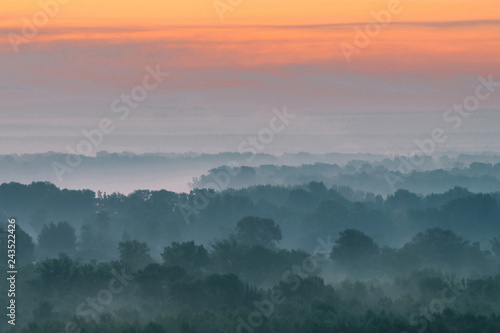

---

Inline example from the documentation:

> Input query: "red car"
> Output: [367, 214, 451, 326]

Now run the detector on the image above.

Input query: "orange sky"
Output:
[1, 22, 499, 78]
[1, 0, 500, 155]
[1, 0, 500, 103]
[2, 0, 500, 26]
[2, 0, 500, 71]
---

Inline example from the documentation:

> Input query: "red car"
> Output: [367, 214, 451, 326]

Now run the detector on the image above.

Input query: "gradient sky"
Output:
[1, 0, 500, 155]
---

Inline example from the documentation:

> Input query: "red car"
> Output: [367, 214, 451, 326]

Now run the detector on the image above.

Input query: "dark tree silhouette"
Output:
[236, 216, 282, 248]
[38, 221, 77, 258]
[331, 229, 379, 272]
[161, 241, 210, 270]
[118, 240, 153, 271]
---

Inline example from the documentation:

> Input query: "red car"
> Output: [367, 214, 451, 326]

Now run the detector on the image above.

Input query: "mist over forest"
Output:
[2, 152, 500, 332]
[2, 151, 500, 195]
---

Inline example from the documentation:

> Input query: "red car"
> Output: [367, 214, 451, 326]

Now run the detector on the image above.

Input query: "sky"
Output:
[1, 0, 500, 155]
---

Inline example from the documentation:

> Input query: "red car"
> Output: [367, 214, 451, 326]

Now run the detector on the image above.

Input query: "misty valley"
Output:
[1, 154, 500, 333]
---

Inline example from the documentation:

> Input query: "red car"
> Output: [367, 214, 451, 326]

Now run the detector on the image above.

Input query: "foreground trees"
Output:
[2, 181, 500, 332]
[5, 230, 500, 333]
